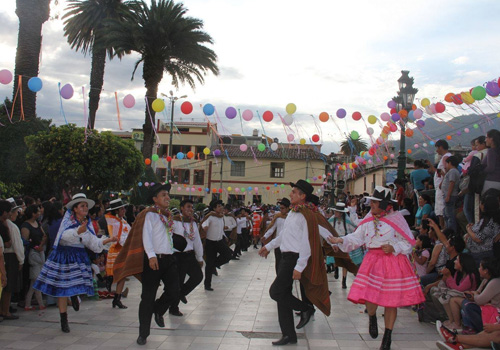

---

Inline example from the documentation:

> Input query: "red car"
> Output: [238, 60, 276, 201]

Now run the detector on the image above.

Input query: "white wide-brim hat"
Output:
[332, 202, 349, 213]
[66, 193, 95, 210]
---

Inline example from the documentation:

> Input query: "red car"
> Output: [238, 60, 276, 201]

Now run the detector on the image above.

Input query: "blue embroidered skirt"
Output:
[34, 245, 94, 297]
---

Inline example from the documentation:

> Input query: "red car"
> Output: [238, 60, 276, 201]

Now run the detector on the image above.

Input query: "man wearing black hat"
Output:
[259, 180, 336, 346]
[112, 183, 187, 346]
[261, 198, 290, 273]
[200, 199, 233, 291]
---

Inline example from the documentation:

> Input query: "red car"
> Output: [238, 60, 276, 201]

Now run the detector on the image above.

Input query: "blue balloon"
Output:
[138, 182, 143, 187]
[274, 183, 278, 187]
[205, 188, 210, 192]
[177, 152, 184, 160]
[247, 187, 252, 191]
[429, 141, 435, 146]
[203, 103, 215, 116]
[408, 110, 414, 121]
[28, 77, 43, 92]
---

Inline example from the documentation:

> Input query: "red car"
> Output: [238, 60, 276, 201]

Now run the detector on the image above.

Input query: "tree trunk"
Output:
[88, 47, 106, 129]
[12, 0, 50, 119]
[141, 60, 164, 160]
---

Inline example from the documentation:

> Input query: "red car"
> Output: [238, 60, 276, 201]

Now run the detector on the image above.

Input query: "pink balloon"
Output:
[464, 128, 470, 133]
[0, 69, 13, 85]
[254, 187, 258, 192]
[242, 109, 253, 121]
[123, 94, 135, 108]
[414, 144, 419, 149]
[287, 134, 295, 142]
[239, 144, 248, 152]
[235, 188, 240, 193]
[177, 187, 181, 191]
[413, 109, 423, 119]
[380, 112, 390, 122]
[60, 83, 74, 99]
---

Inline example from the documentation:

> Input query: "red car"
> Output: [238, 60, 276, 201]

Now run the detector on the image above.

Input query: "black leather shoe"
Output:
[137, 336, 147, 345]
[334, 267, 339, 279]
[369, 314, 378, 339]
[205, 286, 214, 291]
[169, 309, 183, 317]
[379, 328, 392, 350]
[296, 307, 314, 329]
[154, 311, 165, 327]
[70, 296, 80, 312]
[272, 336, 297, 346]
[180, 295, 188, 304]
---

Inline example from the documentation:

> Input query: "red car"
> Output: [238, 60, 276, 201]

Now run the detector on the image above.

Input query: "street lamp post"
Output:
[328, 152, 337, 207]
[161, 91, 187, 183]
[393, 71, 418, 181]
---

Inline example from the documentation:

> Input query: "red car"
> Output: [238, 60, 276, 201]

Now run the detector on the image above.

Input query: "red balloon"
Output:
[435, 102, 445, 113]
[266, 186, 270, 190]
[312, 134, 320, 142]
[352, 111, 362, 121]
[262, 110, 274, 122]
[180, 101, 193, 114]
[452, 94, 463, 105]
[198, 187, 202, 191]
[218, 188, 223, 193]
[390, 108, 397, 115]
[166, 156, 172, 162]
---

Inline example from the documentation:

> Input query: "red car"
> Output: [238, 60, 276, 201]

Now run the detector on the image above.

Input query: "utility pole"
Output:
[219, 155, 223, 200]
[161, 91, 186, 183]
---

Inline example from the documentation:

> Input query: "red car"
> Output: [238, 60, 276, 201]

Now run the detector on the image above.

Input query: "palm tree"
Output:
[106, 0, 219, 159]
[62, 0, 129, 129]
[12, 0, 51, 119]
[340, 136, 368, 159]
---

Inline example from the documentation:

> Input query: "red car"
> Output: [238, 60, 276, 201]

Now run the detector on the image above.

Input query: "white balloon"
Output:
[366, 127, 374, 135]
[270, 142, 279, 151]
[283, 114, 294, 126]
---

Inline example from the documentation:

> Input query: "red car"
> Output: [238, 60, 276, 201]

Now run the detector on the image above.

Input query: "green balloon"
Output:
[350, 131, 359, 140]
[473, 123, 479, 129]
[152, 154, 159, 162]
[257, 143, 266, 151]
[241, 187, 246, 192]
[471, 86, 486, 101]
[306, 179, 311, 183]
[280, 184, 285, 188]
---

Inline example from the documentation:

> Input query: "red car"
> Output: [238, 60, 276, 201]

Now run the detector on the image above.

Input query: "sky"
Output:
[1, 0, 500, 154]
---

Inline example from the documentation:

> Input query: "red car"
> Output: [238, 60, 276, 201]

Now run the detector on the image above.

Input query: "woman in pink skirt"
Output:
[329, 186, 425, 350]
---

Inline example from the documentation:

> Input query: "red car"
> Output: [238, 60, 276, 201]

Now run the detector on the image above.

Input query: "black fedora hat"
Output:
[107, 199, 128, 212]
[308, 194, 319, 206]
[365, 186, 392, 202]
[289, 179, 314, 196]
[278, 198, 291, 207]
[148, 183, 171, 203]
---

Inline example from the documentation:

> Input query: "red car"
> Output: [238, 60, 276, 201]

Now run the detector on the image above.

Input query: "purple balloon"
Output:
[380, 112, 390, 121]
[387, 100, 397, 109]
[60, 83, 74, 99]
[225, 106, 237, 119]
[391, 113, 400, 122]
[336, 108, 346, 119]
[213, 149, 221, 157]
[416, 120, 425, 128]
[486, 81, 500, 97]
[456, 131, 462, 136]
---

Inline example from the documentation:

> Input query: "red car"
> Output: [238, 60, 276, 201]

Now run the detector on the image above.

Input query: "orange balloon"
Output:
[444, 93, 455, 103]
[382, 126, 390, 134]
[407, 149, 412, 154]
[383, 156, 388, 161]
[412, 104, 417, 111]
[319, 112, 329, 122]
[405, 129, 414, 137]
[212, 188, 217, 193]
[187, 151, 194, 159]
[446, 135, 452, 140]
[399, 110, 408, 118]
[144, 158, 151, 165]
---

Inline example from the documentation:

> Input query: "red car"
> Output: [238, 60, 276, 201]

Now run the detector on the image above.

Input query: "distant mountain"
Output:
[391, 113, 500, 162]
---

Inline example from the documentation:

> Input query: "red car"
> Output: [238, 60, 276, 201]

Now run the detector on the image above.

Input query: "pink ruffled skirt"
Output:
[347, 249, 425, 307]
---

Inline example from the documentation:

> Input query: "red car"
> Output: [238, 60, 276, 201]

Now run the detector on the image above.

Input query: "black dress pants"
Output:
[170, 251, 203, 311]
[204, 238, 232, 288]
[274, 247, 282, 274]
[139, 253, 179, 338]
[233, 234, 243, 257]
[269, 252, 309, 340]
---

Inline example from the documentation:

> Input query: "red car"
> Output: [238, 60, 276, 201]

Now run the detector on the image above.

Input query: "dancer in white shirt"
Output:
[262, 198, 290, 273]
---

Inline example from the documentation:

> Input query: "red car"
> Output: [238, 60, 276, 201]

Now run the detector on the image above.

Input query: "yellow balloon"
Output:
[299, 138, 306, 145]
[203, 147, 210, 155]
[367, 115, 377, 124]
[497, 113, 500, 118]
[227, 186, 232, 191]
[420, 98, 430, 107]
[461, 92, 475, 105]
[286, 103, 297, 115]
[381, 132, 388, 139]
[152, 98, 165, 112]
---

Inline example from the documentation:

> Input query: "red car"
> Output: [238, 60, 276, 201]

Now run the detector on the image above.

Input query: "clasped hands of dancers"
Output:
[32, 182, 423, 350]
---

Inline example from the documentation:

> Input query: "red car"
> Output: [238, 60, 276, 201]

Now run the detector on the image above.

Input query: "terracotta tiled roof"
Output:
[210, 145, 327, 161]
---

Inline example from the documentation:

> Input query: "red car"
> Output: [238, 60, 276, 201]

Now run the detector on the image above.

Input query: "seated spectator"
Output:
[415, 194, 433, 228]
[430, 253, 479, 330]
[436, 323, 500, 349]
[465, 191, 500, 266]
[413, 234, 433, 277]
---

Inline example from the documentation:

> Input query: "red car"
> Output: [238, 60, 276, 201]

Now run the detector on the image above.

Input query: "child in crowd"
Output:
[413, 234, 433, 277]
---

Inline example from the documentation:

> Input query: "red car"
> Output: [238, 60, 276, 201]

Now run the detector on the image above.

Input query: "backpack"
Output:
[468, 155, 486, 195]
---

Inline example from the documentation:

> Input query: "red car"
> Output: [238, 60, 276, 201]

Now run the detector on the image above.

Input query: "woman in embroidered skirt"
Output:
[329, 186, 425, 350]
[105, 199, 131, 309]
[34, 194, 117, 333]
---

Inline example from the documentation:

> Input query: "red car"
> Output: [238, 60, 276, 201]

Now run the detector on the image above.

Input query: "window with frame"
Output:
[193, 170, 205, 185]
[195, 146, 206, 160]
[231, 161, 245, 177]
[172, 145, 191, 156]
[270, 162, 285, 178]
[172, 169, 190, 184]
[156, 168, 167, 182]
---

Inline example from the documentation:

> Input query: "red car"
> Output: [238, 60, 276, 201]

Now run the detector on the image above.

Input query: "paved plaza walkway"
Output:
[0, 248, 443, 350]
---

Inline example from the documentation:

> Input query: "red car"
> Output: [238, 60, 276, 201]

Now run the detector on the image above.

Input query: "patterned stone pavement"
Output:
[0, 248, 446, 350]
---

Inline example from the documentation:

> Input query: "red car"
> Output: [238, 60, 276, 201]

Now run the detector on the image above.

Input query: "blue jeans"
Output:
[463, 192, 474, 224]
[461, 299, 483, 332]
[444, 196, 458, 233]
